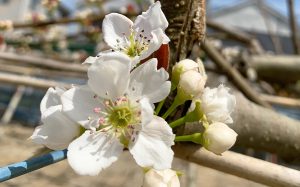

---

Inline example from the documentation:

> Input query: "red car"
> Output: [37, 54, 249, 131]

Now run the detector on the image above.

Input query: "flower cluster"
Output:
[171, 58, 237, 155]
[30, 1, 237, 186]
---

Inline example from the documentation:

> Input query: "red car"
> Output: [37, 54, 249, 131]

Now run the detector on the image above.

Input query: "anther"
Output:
[93, 107, 101, 113]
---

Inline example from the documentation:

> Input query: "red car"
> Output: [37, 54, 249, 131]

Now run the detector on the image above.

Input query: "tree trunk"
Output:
[161, 0, 206, 65]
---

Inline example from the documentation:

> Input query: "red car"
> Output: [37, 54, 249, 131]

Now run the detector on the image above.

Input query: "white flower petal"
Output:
[102, 13, 133, 49]
[139, 28, 170, 60]
[140, 97, 154, 126]
[82, 56, 98, 64]
[40, 87, 65, 113]
[61, 85, 101, 129]
[133, 1, 168, 36]
[67, 131, 123, 176]
[128, 58, 170, 103]
[87, 52, 131, 100]
[129, 116, 175, 170]
[31, 105, 79, 150]
[201, 85, 236, 123]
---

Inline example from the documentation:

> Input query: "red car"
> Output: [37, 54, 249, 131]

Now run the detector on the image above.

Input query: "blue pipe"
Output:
[0, 149, 67, 182]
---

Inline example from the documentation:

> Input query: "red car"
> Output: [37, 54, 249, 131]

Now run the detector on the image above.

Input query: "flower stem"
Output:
[175, 134, 195, 142]
[175, 133, 203, 144]
[169, 117, 186, 128]
[155, 99, 165, 115]
[162, 101, 178, 119]
[162, 94, 184, 119]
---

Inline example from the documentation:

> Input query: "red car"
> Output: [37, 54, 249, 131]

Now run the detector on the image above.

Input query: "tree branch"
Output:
[174, 144, 300, 187]
[248, 55, 300, 83]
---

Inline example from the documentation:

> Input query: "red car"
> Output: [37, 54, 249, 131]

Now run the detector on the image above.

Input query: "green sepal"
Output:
[184, 100, 203, 122]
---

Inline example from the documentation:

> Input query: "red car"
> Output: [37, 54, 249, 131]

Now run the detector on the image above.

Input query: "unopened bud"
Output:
[171, 59, 202, 90]
[203, 122, 237, 155]
[178, 70, 205, 101]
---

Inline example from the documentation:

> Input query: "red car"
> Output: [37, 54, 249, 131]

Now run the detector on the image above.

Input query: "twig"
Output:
[287, 0, 300, 54]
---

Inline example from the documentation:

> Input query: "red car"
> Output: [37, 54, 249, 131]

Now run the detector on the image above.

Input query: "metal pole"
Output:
[0, 149, 67, 182]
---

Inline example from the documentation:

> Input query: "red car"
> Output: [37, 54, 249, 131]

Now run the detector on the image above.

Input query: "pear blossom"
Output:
[101, 1, 169, 66]
[202, 122, 237, 155]
[30, 87, 80, 150]
[143, 168, 180, 187]
[61, 52, 174, 176]
[200, 85, 236, 124]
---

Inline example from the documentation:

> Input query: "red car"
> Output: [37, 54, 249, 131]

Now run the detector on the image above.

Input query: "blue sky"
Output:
[61, 0, 300, 23]
[209, 0, 300, 18]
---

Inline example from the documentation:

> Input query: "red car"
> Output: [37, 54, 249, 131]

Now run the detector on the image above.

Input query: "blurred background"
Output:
[0, 0, 299, 186]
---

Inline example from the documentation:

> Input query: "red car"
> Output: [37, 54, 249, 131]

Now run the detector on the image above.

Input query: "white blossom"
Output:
[30, 87, 80, 150]
[61, 52, 174, 176]
[101, 1, 169, 66]
[143, 168, 180, 187]
[203, 122, 237, 154]
[201, 84, 236, 124]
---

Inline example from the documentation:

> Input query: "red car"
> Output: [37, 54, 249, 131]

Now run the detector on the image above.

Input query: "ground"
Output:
[0, 124, 267, 187]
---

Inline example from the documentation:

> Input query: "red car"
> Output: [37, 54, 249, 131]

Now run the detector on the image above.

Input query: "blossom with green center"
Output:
[100, 1, 169, 67]
[60, 52, 174, 176]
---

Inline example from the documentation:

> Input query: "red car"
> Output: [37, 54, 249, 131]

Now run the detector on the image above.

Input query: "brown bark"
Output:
[161, 0, 206, 65]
